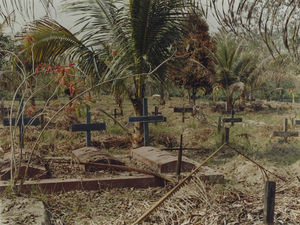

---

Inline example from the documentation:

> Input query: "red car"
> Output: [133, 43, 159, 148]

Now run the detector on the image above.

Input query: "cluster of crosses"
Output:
[2, 98, 166, 148]
[3, 99, 300, 149]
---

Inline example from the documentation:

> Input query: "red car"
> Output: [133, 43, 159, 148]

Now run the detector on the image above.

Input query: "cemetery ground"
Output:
[1, 96, 300, 224]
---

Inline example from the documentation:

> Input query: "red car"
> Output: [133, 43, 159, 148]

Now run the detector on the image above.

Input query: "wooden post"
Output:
[231, 109, 235, 126]
[114, 108, 117, 124]
[143, 98, 149, 146]
[264, 181, 276, 225]
[284, 118, 288, 143]
[176, 134, 183, 176]
[182, 104, 185, 123]
[225, 127, 230, 144]
[154, 106, 158, 125]
[86, 108, 91, 147]
[218, 116, 222, 133]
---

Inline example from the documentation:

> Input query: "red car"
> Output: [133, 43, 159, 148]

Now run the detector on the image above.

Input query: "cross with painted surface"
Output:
[274, 118, 298, 143]
[222, 109, 242, 126]
[173, 104, 193, 123]
[3, 100, 40, 148]
[72, 107, 106, 147]
[129, 98, 166, 146]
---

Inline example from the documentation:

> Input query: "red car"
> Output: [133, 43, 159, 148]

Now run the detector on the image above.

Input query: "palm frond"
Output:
[23, 19, 103, 77]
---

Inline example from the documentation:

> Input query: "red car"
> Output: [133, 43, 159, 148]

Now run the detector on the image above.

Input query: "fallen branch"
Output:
[42, 157, 175, 183]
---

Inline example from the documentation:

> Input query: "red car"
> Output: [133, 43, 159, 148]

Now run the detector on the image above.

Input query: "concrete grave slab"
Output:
[0, 175, 164, 194]
[131, 146, 196, 173]
[1, 150, 49, 180]
[131, 146, 224, 183]
[72, 147, 125, 171]
[0, 198, 50, 225]
[0, 163, 49, 180]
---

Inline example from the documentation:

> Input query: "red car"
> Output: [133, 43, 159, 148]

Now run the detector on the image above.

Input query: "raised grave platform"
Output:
[131, 146, 196, 173]
[131, 146, 224, 183]
[72, 147, 124, 171]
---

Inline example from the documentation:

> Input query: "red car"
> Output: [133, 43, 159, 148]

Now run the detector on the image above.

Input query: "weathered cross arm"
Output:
[3, 117, 40, 126]
[173, 108, 193, 113]
[273, 131, 299, 138]
[72, 123, 106, 132]
[128, 116, 166, 123]
[222, 118, 243, 123]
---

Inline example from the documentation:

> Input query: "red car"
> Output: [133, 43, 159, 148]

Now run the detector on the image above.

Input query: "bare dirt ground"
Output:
[1, 97, 300, 224]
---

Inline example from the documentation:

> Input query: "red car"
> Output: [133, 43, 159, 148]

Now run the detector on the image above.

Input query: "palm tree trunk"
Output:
[131, 97, 144, 148]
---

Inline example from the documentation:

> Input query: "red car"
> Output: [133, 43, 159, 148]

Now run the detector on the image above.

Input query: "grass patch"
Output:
[260, 142, 300, 165]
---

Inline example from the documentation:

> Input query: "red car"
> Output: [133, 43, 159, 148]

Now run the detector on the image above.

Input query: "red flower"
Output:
[69, 63, 75, 67]
[55, 65, 62, 73]
[35, 66, 41, 73]
[46, 65, 52, 73]
[113, 51, 118, 56]
[27, 109, 32, 116]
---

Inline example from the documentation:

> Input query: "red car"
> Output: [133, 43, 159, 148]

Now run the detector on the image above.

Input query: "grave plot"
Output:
[131, 146, 224, 183]
[72, 147, 125, 171]
[273, 118, 298, 143]
[0, 105, 167, 193]
[0, 150, 50, 181]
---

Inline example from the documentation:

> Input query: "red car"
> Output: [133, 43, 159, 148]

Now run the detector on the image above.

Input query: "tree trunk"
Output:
[226, 94, 233, 113]
[130, 97, 144, 148]
[187, 89, 191, 103]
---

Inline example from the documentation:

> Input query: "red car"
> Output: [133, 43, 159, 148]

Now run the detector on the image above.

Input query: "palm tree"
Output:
[213, 33, 259, 111]
[21, 0, 190, 147]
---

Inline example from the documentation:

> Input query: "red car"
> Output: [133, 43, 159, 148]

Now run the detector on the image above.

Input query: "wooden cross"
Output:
[273, 118, 298, 143]
[72, 108, 106, 147]
[152, 106, 162, 116]
[128, 98, 166, 146]
[173, 104, 193, 123]
[222, 109, 242, 126]
[3, 100, 40, 148]
[112, 108, 122, 124]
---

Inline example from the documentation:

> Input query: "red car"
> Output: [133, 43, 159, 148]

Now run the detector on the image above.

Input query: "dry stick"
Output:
[42, 158, 175, 183]
[226, 144, 287, 182]
[131, 143, 227, 225]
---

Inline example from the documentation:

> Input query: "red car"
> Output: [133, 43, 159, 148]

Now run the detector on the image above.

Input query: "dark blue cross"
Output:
[71, 107, 106, 147]
[222, 109, 242, 126]
[3, 100, 40, 148]
[128, 98, 166, 146]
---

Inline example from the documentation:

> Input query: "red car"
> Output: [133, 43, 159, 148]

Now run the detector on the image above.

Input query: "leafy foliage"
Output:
[168, 10, 215, 104]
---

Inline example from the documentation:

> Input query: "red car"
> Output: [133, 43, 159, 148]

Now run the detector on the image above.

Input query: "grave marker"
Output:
[72, 108, 106, 147]
[176, 134, 183, 176]
[152, 106, 162, 116]
[112, 108, 122, 124]
[173, 104, 193, 123]
[222, 109, 242, 126]
[128, 98, 166, 146]
[152, 106, 162, 125]
[2, 100, 40, 148]
[264, 181, 276, 224]
[273, 118, 298, 143]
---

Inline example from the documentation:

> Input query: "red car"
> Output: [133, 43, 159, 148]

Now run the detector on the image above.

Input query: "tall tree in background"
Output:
[19, 0, 190, 147]
[213, 33, 260, 111]
[168, 9, 215, 105]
